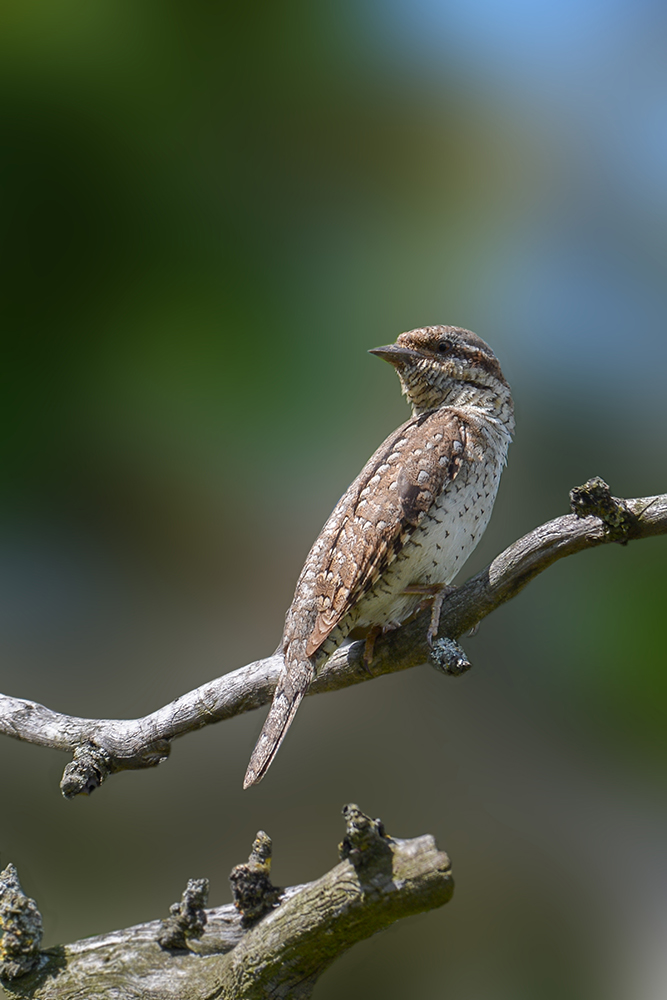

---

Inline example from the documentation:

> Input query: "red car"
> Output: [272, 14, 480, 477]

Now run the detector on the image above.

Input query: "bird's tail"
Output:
[243, 653, 313, 788]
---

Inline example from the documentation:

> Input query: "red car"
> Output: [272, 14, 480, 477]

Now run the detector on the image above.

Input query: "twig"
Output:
[0, 480, 665, 797]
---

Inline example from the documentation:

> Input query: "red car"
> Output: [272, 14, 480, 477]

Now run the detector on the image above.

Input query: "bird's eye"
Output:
[437, 340, 452, 354]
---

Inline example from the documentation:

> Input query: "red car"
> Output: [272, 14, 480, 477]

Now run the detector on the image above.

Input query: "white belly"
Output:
[354, 452, 503, 629]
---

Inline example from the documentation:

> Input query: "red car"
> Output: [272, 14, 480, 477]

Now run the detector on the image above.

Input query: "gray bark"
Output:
[0, 805, 453, 1000]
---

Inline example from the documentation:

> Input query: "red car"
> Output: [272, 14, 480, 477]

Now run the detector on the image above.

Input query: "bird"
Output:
[243, 325, 514, 788]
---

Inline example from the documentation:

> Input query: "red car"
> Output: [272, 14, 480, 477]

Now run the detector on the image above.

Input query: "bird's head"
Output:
[370, 325, 511, 416]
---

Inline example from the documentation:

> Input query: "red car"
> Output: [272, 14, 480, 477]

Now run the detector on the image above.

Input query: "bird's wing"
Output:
[300, 409, 467, 657]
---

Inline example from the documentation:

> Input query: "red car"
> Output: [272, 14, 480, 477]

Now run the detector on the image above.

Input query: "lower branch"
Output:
[0, 479, 665, 796]
[0, 805, 454, 1000]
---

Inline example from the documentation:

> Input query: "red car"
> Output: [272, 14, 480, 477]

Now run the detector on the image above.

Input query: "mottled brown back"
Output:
[301, 409, 466, 656]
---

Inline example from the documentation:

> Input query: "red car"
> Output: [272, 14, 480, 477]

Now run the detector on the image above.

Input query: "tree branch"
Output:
[0, 805, 454, 1000]
[1, 480, 665, 797]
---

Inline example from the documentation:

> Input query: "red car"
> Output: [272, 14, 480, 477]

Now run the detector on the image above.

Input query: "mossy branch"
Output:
[0, 479, 664, 797]
[1, 805, 453, 1000]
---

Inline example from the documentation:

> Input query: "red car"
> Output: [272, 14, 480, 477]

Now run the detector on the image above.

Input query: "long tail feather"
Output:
[243, 658, 313, 788]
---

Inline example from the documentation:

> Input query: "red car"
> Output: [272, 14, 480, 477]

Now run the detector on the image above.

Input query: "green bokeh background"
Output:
[1, 2, 666, 998]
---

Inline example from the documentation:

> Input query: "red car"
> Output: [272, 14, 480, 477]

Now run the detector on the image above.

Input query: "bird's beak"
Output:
[368, 344, 419, 366]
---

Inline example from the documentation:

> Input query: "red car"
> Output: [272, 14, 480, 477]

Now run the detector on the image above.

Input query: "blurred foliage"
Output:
[0, 2, 666, 999]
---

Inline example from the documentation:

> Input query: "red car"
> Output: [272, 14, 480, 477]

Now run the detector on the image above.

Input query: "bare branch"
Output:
[1, 480, 665, 797]
[1, 805, 454, 1000]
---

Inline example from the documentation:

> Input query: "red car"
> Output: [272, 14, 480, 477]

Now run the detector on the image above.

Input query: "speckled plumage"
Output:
[244, 326, 514, 788]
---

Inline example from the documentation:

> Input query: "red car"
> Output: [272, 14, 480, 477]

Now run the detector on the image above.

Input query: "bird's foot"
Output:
[402, 583, 457, 646]
[427, 590, 446, 647]
[362, 626, 381, 670]
[362, 620, 403, 669]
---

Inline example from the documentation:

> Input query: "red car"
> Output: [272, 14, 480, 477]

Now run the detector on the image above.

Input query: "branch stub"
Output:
[0, 864, 43, 981]
[229, 831, 282, 926]
[569, 477, 637, 541]
[157, 878, 209, 951]
[429, 637, 472, 676]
